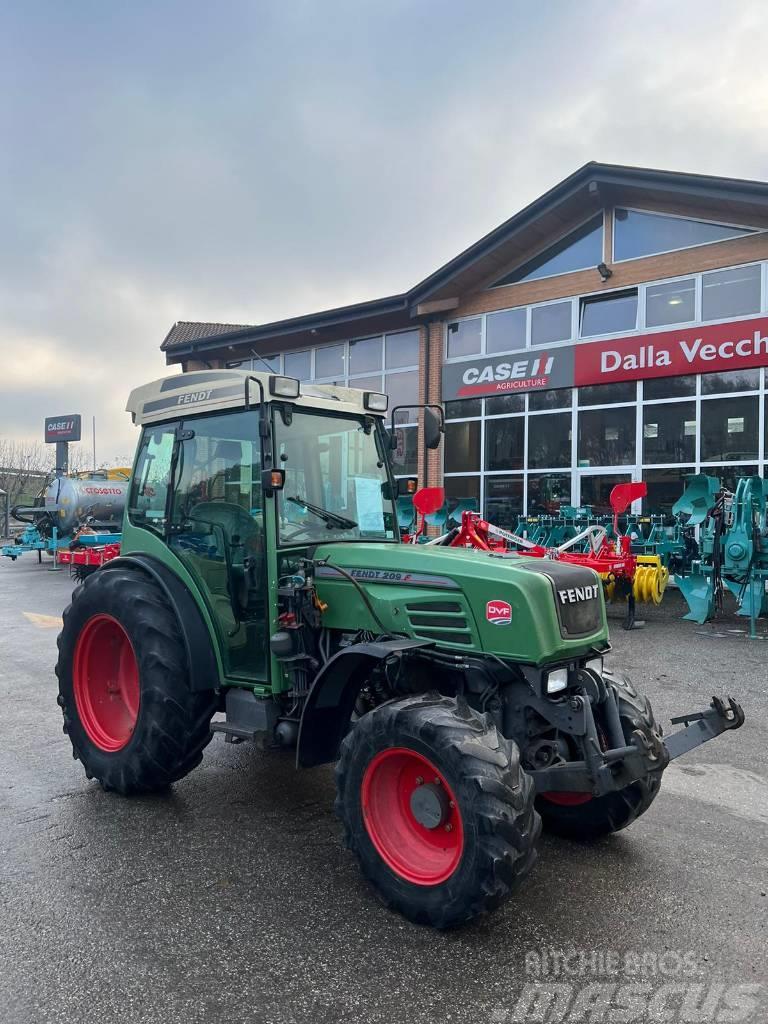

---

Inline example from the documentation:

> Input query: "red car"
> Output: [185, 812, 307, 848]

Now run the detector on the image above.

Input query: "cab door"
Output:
[168, 409, 268, 681]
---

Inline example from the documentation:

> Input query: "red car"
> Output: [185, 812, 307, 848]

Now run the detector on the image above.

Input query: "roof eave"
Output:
[165, 293, 410, 360]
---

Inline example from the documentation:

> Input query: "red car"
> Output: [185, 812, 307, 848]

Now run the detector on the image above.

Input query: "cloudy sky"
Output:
[1, 0, 768, 463]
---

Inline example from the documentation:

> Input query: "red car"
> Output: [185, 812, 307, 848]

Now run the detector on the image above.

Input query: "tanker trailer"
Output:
[4, 470, 130, 561]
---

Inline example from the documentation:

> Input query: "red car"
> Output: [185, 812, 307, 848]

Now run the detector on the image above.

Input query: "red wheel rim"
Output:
[361, 747, 464, 886]
[72, 614, 140, 752]
[541, 791, 593, 806]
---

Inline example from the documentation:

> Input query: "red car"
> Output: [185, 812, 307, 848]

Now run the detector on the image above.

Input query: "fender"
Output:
[102, 554, 220, 692]
[296, 638, 432, 768]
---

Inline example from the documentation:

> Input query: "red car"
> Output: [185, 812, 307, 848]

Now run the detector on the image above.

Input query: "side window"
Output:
[128, 425, 176, 532]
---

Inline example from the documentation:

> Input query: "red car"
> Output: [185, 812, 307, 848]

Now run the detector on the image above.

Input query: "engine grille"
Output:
[516, 561, 603, 638]
[405, 600, 472, 646]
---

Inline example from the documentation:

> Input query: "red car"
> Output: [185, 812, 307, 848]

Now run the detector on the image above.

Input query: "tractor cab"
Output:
[123, 369, 438, 682]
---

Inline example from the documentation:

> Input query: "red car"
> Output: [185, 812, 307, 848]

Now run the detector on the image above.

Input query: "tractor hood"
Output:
[314, 542, 609, 666]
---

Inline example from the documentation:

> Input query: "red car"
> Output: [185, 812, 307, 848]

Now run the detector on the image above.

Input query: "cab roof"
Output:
[126, 369, 387, 426]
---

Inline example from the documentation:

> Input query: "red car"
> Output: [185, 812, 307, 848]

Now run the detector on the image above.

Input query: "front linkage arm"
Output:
[663, 695, 745, 761]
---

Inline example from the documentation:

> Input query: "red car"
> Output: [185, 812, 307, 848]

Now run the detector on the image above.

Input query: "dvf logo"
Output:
[486, 600, 512, 625]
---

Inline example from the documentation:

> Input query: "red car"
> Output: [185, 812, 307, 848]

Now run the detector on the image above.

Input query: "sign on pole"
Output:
[44, 415, 82, 444]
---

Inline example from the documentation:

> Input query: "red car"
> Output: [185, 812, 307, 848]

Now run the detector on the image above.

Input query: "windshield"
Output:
[274, 408, 396, 545]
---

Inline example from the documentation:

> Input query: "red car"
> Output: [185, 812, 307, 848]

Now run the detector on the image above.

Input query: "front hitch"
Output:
[663, 695, 745, 761]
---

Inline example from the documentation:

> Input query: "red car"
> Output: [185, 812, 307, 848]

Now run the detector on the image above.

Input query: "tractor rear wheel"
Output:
[56, 566, 217, 794]
[335, 692, 540, 928]
[536, 669, 664, 839]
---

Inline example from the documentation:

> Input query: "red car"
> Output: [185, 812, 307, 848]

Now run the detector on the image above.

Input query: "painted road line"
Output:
[22, 612, 64, 629]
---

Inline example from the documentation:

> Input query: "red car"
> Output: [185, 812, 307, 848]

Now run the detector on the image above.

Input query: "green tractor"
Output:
[56, 370, 744, 927]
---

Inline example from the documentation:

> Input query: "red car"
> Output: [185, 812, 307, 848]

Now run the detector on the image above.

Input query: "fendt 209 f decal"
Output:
[316, 567, 460, 589]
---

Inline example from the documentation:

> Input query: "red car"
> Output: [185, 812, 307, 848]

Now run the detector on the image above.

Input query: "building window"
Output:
[645, 278, 696, 327]
[314, 344, 345, 379]
[444, 476, 480, 516]
[350, 374, 382, 395]
[613, 208, 757, 262]
[700, 396, 759, 462]
[445, 420, 481, 473]
[485, 418, 524, 471]
[484, 476, 524, 529]
[701, 264, 761, 321]
[284, 350, 311, 380]
[390, 426, 418, 477]
[486, 393, 525, 415]
[701, 368, 760, 394]
[447, 318, 481, 359]
[348, 336, 382, 375]
[709, 466, 759, 493]
[486, 307, 526, 354]
[643, 375, 696, 400]
[528, 413, 571, 469]
[445, 398, 482, 420]
[385, 329, 419, 369]
[387, 368, 419, 424]
[530, 301, 572, 347]
[643, 468, 696, 515]
[642, 402, 697, 463]
[528, 473, 572, 514]
[493, 214, 603, 286]
[580, 289, 638, 338]
[578, 381, 637, 406]
[579, 473, 632, 514]
[578, 407, 636, 466]
[529, 387, 572, 411]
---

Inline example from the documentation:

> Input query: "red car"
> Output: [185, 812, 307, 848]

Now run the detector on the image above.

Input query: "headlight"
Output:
[546, 667, 569, 694]
[363, 391, 388, 412]
[586, 656, 604, 677]
[269, 375, 301, 399]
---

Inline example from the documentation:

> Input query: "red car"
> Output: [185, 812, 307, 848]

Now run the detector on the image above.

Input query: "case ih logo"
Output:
[44, 415, 81, 443]
[457, 354, 555, 396]
[486, 600, 512, 625]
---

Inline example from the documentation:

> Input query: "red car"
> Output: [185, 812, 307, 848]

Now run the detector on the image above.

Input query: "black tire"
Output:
[536, 669, 664, 839]
[335, 692, 541, 928]
[56, 566, 217, 794]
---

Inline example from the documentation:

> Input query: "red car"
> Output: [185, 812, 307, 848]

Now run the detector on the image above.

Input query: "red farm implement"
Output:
[407, 482, 668, 629]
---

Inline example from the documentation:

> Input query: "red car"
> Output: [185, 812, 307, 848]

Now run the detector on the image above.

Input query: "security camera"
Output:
[597, 262, 613, 281]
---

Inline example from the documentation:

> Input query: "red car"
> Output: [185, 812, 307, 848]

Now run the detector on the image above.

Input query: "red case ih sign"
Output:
[442, 316, 768, 400]
[486, 600, 512, 625]
[44, 415, 82, 443]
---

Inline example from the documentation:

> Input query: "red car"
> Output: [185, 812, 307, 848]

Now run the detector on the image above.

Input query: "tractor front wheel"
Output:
[335, 693, 540, 928]
[56, 566, 217, 794]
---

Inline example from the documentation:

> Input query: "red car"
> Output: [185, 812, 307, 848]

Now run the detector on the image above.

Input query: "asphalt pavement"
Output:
[1, 555, 766, 1024]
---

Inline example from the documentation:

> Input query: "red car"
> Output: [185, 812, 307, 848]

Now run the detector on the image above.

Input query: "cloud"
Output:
[1, 0, 768, 459]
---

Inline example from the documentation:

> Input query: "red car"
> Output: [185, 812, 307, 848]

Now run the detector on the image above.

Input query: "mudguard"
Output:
[296, 639, 431, 768]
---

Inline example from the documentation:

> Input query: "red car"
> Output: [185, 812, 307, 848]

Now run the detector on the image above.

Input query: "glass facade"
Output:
[443, 258, 767, 517]
[443, 374, 766, 518]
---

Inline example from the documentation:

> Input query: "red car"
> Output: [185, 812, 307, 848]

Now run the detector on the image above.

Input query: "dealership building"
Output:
[162, 162, 768, 524]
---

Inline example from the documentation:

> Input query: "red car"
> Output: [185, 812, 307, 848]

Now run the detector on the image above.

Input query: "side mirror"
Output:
[424, 407, 444, 450]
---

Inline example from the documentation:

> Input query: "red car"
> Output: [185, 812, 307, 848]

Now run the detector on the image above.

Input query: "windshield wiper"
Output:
[287, 496, 357, 530]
